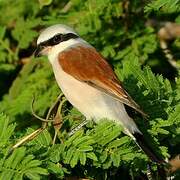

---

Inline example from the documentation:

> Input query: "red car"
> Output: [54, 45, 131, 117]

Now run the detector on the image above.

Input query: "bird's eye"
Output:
[52, 34, 62, 45]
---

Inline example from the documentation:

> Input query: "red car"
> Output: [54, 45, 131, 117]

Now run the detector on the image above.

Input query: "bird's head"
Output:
[35, 24, 82, 61]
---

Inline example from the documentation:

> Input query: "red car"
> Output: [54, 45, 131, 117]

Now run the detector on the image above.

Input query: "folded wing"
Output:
[58, 45, 147, 117]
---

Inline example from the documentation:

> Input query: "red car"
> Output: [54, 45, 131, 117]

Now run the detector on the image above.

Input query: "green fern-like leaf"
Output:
[0, 113, 16, 147]
[0, 147, 48, 180]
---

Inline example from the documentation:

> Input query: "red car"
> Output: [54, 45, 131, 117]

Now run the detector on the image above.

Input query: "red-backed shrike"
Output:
[35, 24, 164, 163]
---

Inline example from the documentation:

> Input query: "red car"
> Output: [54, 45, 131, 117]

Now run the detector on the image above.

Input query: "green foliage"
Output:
[0, 147, 48, 180]
[0, 0, 180, 179]
[144, 0, 180, 13]
[0, 115, 48, 180]
[0, 113, 16, 147]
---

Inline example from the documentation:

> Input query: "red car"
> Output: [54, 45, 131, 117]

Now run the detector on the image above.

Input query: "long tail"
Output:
[133, 132, 166, 164]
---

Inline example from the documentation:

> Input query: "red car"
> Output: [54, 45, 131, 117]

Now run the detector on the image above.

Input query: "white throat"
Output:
[48, 38, 90, 64]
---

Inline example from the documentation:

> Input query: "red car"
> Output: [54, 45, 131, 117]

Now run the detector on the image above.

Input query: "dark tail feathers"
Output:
[133, 132, 166, 164]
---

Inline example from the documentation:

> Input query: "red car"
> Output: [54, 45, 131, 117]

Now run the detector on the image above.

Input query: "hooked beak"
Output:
[34, 45, 51, 57]
[34, 45, 43, 57]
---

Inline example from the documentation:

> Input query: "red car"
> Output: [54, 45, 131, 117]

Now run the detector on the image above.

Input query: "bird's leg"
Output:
[68, 118, 89, 136]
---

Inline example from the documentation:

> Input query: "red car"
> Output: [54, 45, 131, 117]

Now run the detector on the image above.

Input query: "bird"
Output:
[35, 24, 164, 163]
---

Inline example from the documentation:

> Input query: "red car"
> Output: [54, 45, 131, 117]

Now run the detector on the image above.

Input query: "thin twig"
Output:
[11, 127, 44, 150]
[61, 1, 72, 13]
[52, 98, 67, 144]
[46, 93, 64, 120]
[31, 95, 55, 122]
[12, 94, 64, 150]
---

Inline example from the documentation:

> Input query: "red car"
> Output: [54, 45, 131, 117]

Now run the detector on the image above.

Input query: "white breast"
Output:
[51, 58, 104, 119]
[50, 58, 140, 135]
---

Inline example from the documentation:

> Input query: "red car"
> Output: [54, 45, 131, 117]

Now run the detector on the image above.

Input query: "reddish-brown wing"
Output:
[58, 45, 147, 117]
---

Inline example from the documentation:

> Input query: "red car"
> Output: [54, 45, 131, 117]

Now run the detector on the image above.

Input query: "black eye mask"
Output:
[34, 33, 79, 57]
[39, 33, 79, 47]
